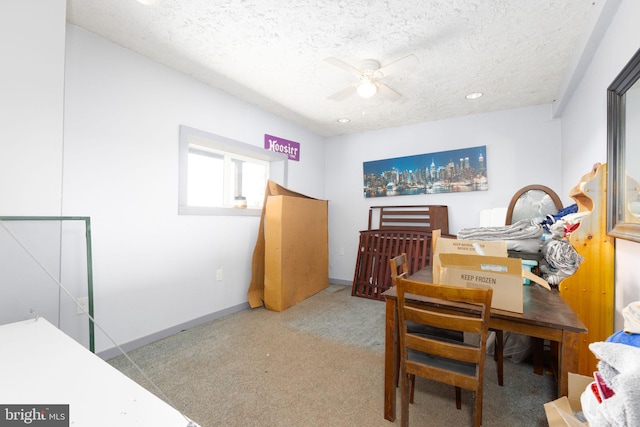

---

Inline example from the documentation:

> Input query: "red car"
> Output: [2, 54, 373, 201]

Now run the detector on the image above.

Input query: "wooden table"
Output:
[383, 268, 587, 422]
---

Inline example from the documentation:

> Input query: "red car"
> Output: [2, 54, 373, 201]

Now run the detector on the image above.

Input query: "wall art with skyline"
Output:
[363, 145, 487, 198]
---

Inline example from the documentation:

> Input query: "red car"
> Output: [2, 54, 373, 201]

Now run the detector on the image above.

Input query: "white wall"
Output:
[0, 1, 83, 340]
[560, 0, 640, 330]
[0, 0, 65, 214]
[60, 25, 325, 354]
[324, 104, 562, 282]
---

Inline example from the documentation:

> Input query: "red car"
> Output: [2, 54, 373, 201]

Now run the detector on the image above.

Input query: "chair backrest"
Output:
[389, 253, 408, 280]
[430, 230, 440, 277]
[395, 277, 493, 425]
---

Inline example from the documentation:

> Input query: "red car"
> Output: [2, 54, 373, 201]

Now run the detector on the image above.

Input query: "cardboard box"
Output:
[432, 232, 507, 283]
[544, 373, 593, 426]
[438, 253, 525, 313]
[263, 193, 328, 312]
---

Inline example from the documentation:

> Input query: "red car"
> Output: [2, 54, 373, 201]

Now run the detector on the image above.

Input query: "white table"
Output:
[0, 318, 198, 427]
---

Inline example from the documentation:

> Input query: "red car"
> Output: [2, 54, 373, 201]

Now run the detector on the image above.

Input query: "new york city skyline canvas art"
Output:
[363, 145, 488, 198]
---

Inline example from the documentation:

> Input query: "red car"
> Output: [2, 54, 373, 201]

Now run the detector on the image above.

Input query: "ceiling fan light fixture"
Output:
[357, 77, 377, 98]
[337, 118, 351, 123]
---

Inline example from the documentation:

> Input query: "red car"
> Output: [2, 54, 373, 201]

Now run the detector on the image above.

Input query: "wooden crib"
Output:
[351, 205, 450, 300]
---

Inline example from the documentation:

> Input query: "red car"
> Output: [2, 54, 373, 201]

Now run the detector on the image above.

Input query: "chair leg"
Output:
[495, 329, 504, 386]
[455, 386, 461, 410]
[400, 372, 411, 427]
[395, 344, 400, 387]
[409, 374, 415, 404]
[474, 388, 484, 427]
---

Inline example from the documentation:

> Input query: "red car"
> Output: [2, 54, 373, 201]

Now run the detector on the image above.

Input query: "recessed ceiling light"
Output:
[465, 92, 483, 100]
[337, 118, 350, 123]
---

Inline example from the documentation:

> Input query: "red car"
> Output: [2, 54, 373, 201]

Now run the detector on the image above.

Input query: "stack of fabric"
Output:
[539, 239, 584, 285]
[583, 301, 640, 426]
[457, 204, 585, 286]
[457, 219, 545, 252]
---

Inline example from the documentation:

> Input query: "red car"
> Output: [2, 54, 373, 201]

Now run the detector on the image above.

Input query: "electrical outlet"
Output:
[216, 269, 223, 281]
[76, 297, 89, 315]
[339, 247, 345, 256]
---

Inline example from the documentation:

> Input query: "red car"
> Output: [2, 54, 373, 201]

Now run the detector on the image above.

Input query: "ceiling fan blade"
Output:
[328, 85, 357, 101]
[376, 82, 402, 102]
[378, 54, 419, 77]
[324, 57, 362, 77]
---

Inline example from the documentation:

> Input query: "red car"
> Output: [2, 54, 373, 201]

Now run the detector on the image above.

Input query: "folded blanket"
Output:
[457, 219, 544, 241]
[589, 342, 640, 426]
[505, 238, 542, 252]
[606, 330, 640, 348]
[541, 204, 578, 226]
[594, 372, 640, 427]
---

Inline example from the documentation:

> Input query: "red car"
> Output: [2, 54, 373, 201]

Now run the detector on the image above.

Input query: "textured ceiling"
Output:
[66, 0, 596, 137]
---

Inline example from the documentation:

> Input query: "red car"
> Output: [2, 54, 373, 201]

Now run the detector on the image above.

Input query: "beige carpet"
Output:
[108, 285, 556, 426]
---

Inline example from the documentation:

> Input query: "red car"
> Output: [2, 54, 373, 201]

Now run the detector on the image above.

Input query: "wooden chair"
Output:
[390, 253, 465, 387]
[390, 253, 409, 280]
[396, 242, 504, 387]
[395, 277, 493, 427]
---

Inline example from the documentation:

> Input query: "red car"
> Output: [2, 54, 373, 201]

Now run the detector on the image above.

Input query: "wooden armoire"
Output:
[558, 163, 615, 375]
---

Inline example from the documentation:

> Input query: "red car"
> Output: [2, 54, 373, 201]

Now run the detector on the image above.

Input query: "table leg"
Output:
[494, 329, 504, 386]
[384, 298, 397, 421]
[558, 330, 580, 397]
[532, 337, 544, 375]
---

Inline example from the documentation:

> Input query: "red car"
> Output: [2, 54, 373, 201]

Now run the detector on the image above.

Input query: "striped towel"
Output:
[457, 219, 544, 241]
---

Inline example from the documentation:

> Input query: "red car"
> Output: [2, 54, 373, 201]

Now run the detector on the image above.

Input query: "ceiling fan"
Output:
[324, 54, 419, 101]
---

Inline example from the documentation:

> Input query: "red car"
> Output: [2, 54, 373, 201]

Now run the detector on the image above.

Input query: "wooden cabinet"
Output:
[558, 163, 615, 375]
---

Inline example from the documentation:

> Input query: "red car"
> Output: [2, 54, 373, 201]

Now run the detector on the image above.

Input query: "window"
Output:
[186, 147, 267, 208]
[179, 125, 288, 215]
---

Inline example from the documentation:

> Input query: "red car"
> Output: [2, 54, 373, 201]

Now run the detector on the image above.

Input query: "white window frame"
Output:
[178, 125, 288, 216]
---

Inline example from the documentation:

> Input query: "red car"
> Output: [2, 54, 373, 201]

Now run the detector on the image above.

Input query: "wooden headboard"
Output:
[367, 205, 449, 234]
